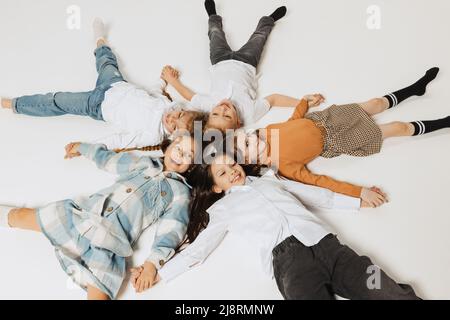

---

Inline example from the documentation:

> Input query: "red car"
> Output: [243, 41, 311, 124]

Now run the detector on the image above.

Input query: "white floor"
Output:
[0, 0, 449, 300]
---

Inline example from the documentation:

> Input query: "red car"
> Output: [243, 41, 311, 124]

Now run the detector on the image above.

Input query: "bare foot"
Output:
[1, 98, 12, 109]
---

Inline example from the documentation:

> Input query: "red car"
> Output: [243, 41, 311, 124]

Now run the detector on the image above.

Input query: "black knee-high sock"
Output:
[384, 67, 440, 108]
[205, 0, 216, 16]
[411, 116, 450, 136]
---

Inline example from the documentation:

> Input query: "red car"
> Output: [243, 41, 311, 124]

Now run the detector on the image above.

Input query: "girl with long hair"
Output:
[0, 134, 199, 300]
[150, 153, 420, 300]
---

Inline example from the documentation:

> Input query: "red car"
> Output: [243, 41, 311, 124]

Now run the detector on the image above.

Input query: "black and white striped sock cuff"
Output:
[412, 121, 426, 135]
[385, 93, 399, 108]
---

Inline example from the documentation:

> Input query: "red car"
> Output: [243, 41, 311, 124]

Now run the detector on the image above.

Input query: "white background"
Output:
[0, 0, 449, 300]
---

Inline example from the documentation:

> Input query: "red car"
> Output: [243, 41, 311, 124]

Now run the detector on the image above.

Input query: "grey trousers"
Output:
[272, 234, 420, 300]
[208, 15, 275, 68]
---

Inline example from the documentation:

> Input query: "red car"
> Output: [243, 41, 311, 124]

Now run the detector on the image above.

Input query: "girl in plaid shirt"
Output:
[0, 134, 199, 300]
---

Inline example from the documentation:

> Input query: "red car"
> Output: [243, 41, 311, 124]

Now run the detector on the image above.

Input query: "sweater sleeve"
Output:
[282, 163, 363, 198]
[288, 99, 309, 120]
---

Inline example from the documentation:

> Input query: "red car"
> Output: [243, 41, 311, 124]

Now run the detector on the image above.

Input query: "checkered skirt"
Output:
[306, 104, 383, 158]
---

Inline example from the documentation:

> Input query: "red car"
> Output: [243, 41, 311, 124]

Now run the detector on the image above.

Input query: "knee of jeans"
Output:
[97, 57, 118, 71]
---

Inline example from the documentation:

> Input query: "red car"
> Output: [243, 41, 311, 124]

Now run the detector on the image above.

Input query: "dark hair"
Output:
[184, 152, 264, 243]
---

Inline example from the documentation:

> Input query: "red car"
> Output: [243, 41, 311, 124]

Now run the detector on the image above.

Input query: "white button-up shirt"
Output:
[159, 170, 360, 282]
[99, 80, 177, 149]
[188, 60, 270, 127]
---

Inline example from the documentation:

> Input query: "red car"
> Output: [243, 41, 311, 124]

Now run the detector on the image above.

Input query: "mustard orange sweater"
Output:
[265, 99, 362, 198]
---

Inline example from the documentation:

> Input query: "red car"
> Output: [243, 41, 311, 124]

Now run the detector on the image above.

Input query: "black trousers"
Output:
[272, 234, 420, 300]
[208, 15, 275, 68]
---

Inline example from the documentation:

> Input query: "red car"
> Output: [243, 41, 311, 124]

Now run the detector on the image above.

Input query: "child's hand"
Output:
[303, 94, 325, 107]
[64, 142, 81, 159]
[161, 65, 179, 85]
[130, 261, 159, 293]
[361, 187, 388, 208]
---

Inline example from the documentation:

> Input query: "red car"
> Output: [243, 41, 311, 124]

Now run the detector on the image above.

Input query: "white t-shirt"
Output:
[189, 60, 270, 127]
[98, 80, 177, 149]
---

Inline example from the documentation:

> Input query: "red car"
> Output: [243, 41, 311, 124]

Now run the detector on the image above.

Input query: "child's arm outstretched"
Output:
[280, 177, 384, 210]
[93, 132, 160, 151]
[283, 164, 387, 208]
[265, 93, 325, 110]
[161, 65, 196, 101]
[64, 142, 155, 175]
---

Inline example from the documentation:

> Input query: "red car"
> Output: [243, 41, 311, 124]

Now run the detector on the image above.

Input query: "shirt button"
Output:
[126, 188, 132, 193]
[160, 191, 167, 197]
[159, 260, 165, 267]
[144, 176, 150, 180]
[106, 207, 114, 212]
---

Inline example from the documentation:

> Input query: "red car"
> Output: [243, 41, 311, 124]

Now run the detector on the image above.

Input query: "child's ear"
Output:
[212, 185, 223, 194]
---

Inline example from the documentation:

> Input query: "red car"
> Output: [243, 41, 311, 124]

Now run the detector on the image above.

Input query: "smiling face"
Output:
[163, 135, 197, 173]
[235, 130, 268, 164]
[207, 99, 241, 131]
[210, 154, 247, 193]
[162, 110, 197, 134]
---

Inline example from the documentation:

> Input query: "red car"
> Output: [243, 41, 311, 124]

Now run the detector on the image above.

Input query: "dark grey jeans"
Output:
[208, 15, 275, 68]
[272, 234, 420, 300]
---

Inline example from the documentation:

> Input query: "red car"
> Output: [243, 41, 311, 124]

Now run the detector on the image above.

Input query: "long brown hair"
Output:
[184, 157, 264, 243]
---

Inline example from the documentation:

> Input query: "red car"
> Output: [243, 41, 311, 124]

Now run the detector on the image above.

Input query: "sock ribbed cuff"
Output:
[411, 116, 450, 136]
[384, 93, 398, 108]
[411, 121, 426, 136]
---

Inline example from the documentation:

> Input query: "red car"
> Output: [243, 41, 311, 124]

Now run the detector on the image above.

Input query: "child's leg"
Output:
[359, 97, 390, 116]
[273, 237, 334, 300]
[383, 67, 439, 108]
[234, 16, 276, 68]
[380, 116, 450, 139]
[87, 284, 110, 300]
[92, 18, 124, 89]
[94, 46, 124, 89]
[9, 91, 95, 117]
[1, 207, 41, 232]
[358, 67, 440, 116]
[327, 236, 420, 300]
[208, 15, 233, 65]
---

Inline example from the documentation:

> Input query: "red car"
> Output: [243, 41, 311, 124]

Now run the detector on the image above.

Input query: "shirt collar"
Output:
[225, 176, 256, 194]
[163, 171, 192, 189]
[144, 158, 192, 189]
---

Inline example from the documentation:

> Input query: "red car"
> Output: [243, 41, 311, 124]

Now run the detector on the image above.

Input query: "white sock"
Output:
[0, 205, 15, 227]
[93, 17, 107, 43]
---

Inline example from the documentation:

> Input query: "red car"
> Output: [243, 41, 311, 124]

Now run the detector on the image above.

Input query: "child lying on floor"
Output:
[1, 18, 207, 150]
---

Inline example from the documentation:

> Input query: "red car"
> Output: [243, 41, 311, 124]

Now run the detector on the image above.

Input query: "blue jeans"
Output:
[12, 45, 125, 120]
